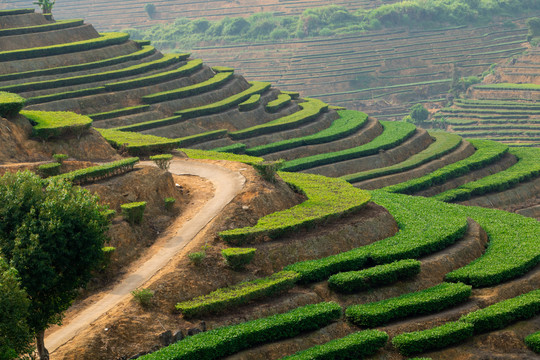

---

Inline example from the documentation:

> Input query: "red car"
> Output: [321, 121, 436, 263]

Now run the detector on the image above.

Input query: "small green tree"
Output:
[33, 0, 55, 14]
[144, 3, 156, 18]
[0, 171, 109, 360]
[527, 17, 540, 45]
[409, 103, 429, 124]
[0, 258, 33, 360]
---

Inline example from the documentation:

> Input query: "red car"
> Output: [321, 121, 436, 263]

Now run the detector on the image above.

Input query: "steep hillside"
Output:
[0, 8, 539, 360]
[436, 48, 540, 147]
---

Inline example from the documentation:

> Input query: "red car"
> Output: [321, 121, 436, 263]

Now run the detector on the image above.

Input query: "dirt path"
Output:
[45, 158, 245, 354]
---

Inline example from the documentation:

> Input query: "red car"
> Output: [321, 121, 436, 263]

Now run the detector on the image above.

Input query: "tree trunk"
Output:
[36, 331, 49, 360]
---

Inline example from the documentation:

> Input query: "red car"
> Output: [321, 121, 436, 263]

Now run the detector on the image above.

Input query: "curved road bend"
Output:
[46, 159, 246, 354]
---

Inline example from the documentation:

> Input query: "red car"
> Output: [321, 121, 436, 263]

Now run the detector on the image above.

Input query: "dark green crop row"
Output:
[213, 143, 247, 154]
[104, 59, 203, 91]
[0, 19, 84, 36]
[328, 259, 421, 293]
[440, 107, 540, 115]
[446, 117, 534, 125]
[211, 66, 234, 73]
[245, 110, 368, 157]
[139, 302, 342, 360]
[457, 130, 540, 137]
[282, 91, 300, 99]
[142, 70, 233, 104]
[284, 191, 467, 283]
[434, 147, 540, 202]
[454, 99, 540, 110]
[52, 157, 139, 185]
[346, 282, 471, 327]
[281, 121, 416, 172]
[111, 115, 184, 132]
[175, 271, 299, 318]
[384, 140, 508, 195]
[0, 91, 26, 117]
[89, 105, 150, 121]
[0, 9, 33, 16]
[280, 330, 388, 360]
[474, 83, 540, 91]
[392, 289, 540, 356]
[97, 128, 226, 156]
[229, 98, 328, 140]
[26, 86, 105, 105]
[0, 32, 129, 61]
[238, 94, 260, 112]
[219, 172, 371, 245]
[525, 331, 540, 353]
[175, 81, 271, 119]
[452, 124, 540, 132]
[21, 110, 92, 140]
[181, 148, 263, 165]
[441, 112, 530, 119]
[266, 93, 292, 113]
[343, 132, 462, 183]
[0, 53, 182, 93]
[0, 45, 156, 82]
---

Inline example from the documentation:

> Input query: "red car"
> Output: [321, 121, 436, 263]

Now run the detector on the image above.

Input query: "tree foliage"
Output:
[408, 104, 429, 124]
[0, 258, 32, 360]
[0, 171, 109, 357]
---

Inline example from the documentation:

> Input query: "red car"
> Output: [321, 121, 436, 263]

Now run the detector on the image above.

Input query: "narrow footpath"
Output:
[45, 158, 245, 354]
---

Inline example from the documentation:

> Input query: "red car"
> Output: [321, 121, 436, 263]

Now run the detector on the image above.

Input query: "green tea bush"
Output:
[252, 160, 283, 182]
[246, 110, 368, 156]
[52, 153, 68, 164]
[0, 91, 26, 117]
[392, 321, 473, 356]
[188, 251, 206, 265]
[212, 143, 247, 154]
[89, 105, 150, 121]
[474, 83, 540, 91]
[140, 302, 342, 360]
[219, 172, 371, 244]
[346, 282, 471, 327]
[131, 288, 154, 308]
[182, 148, 263, 165]
[384, 140, 508, 194]
[328, 259, 420, 293]
[21, 110, 92, 140]
[38, 162, 61, 178]
[238, 94, 260, 112]
[221, 247, 256, 270]
[150, 154, 173, 170]
[176, 271, 299, 317]
[281, 330, 388, 359]
[281, 121, 416, 172]
[525, 331, 540, 353]
[266, 93, 292, 113]
[164, 197, 175, 211]
[121, 201, 147, 224]
[0, 19, 83, 36]
[52, 157, 139, 185]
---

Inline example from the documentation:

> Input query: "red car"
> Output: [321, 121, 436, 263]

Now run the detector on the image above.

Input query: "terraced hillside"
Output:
[0, 9, 539, 360]
[0, 0, 393, 30]
[437, 49, 540, 147]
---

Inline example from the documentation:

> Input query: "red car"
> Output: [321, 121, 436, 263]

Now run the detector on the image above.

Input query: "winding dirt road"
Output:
[45, 158, 245, 354]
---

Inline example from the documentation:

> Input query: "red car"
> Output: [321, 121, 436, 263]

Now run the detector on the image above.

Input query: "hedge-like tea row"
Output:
[343, 132, 462, 183]
[238, 94, 260, 112]
[26, 86, 105, 105]
[213, 143, 246, 154]
[280, 121, 416, 172]
[52, 157, 139, 185]
[391, 321, 474, 356]
[89, 105, 149, 121]
[0, 32, 130, 61]
[280, 330, 388, 360]
[0, 53, 182, 93]
[181, 148, 263, 165]
[211, 66, 234, 73]
[111, 115, 184, 132]
[0, 45, 156, 82]
[384, 140, 508, 195]
[97, 128, 226, 155]
[175, 81, 271, 119]
[285, 191, 467, 283]
[282, 91, 300, 99]
[245, 110, 368, 156]
[142, 71, 234, 104]
[434, 147, 540, 202]
[328, 259, 420, 293]
[0, 91, 26, 117]
[104, 59, 203, 91]
[266, 93, 292, 113]
[230, 98, 328, 140]
[175, 271, 299, 317]
[525, 331, 540, 353]
[219, 172, 371, 244]
[392, 289, 540, 356]
[0, 9, 33, 16]
[440, 107, 540, 115]
[474, 83, 540, 91]
[455, 99, 540, 110]
[21, 110, 92, 139]
[0, 19, 84, 36]
[139, 302, 342, 360]
[221, 247, 256, 270]
[346, 282, 471, 327]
